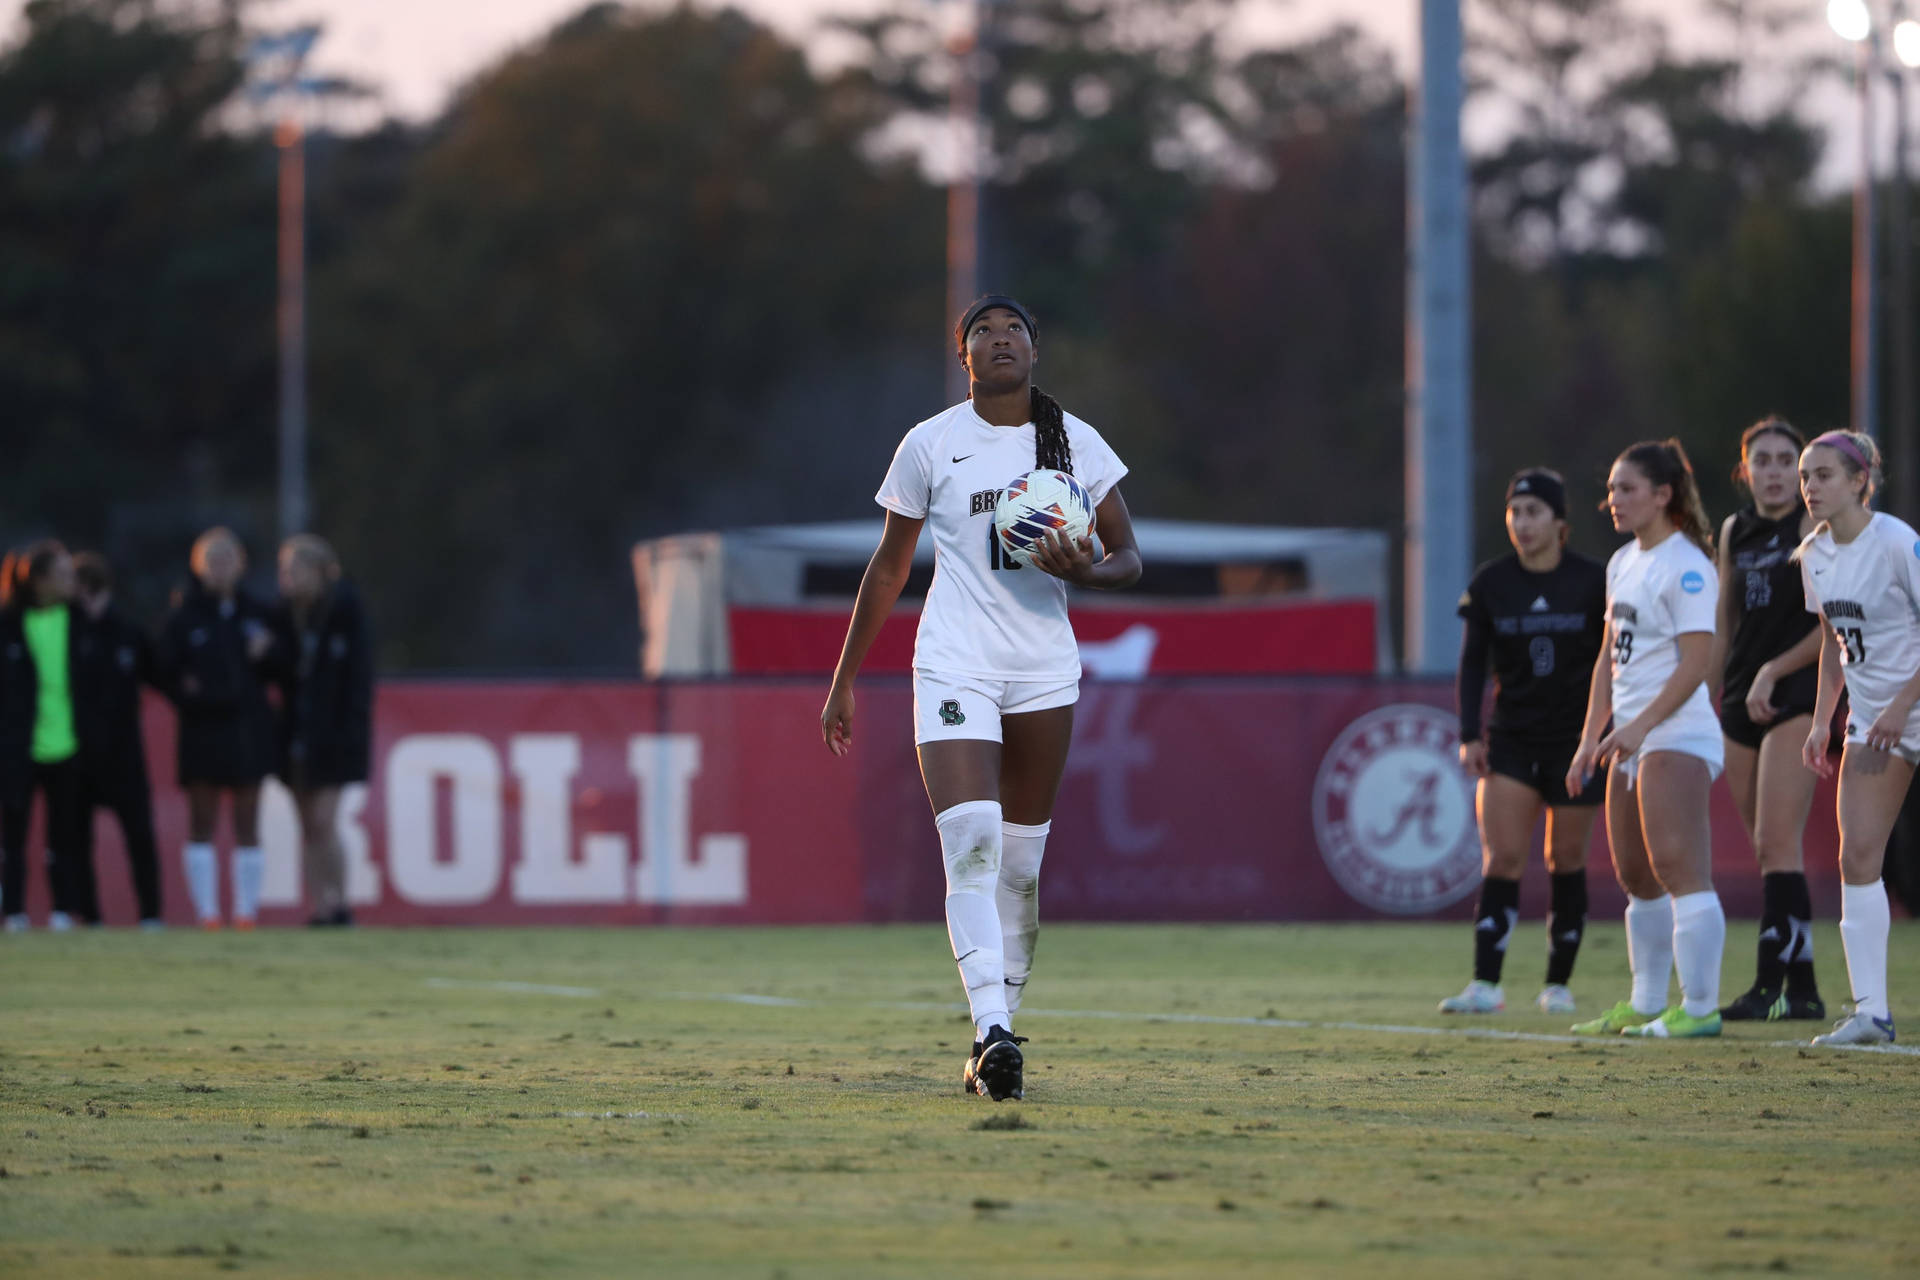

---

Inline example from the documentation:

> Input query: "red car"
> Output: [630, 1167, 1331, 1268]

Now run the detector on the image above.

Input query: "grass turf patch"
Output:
[1, 922, 1917, 1277]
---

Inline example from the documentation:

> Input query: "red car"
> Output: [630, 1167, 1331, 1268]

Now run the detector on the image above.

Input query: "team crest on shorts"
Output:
[1311, 704, 1480, 915]
[939, 699, 966, 726]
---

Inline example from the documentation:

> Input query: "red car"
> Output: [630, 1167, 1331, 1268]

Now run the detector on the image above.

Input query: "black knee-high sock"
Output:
[1756, 872, 1798, 992]
[1773, 871, 1819, 995]
[1472, 877, 1521, 984]
[1545, 871, 1588, 986]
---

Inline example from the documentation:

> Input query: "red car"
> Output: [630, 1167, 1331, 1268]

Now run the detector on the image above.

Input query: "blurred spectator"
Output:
[0, 541, 90, 931]
[274, 535, 374, 927]
[72, 552, 164, 929]
[156, 528, 277, 930]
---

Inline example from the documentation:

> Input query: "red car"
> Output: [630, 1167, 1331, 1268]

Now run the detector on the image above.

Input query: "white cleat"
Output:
[1536, 984, 1577, 1014]
[1811, 1008, 1896, 1047]
[47, 912, 73, 933]
[1438, 980, 1505, 1014]
[3, 914, 28, 933]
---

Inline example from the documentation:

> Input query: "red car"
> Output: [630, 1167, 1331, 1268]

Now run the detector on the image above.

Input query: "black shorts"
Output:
[1485, 733, 1603, 807]
[1718, 694, 1818, 751]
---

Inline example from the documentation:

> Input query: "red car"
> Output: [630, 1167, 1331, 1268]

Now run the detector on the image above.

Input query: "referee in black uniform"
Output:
[1444, 469, 1609, 1015]
[71, 552, 164, 927]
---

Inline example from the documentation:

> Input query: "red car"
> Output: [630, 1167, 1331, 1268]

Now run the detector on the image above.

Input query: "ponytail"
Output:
[1617, 439, 1714, 557]
[1031, 385, 1073, 474]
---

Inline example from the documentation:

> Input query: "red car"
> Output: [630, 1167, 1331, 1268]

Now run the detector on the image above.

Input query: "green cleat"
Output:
[1620, 1006, 1722, 1038]
[1571, 1000, 1657, 1035]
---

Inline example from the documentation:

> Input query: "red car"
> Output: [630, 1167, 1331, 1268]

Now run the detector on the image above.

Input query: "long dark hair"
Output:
[1614, 439, 1714, 557]
[953, 297, 1074, 475]
[0, 539, 70, 612]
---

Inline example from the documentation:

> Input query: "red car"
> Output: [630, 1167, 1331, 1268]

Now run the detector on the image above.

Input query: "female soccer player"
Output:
[1566, 440, 1727, 1038]
[820, 295, 1141, 1101]
[0, 541, 88, 931]
[1796, 430, 1915, 1046]
[1442, 469, 1607, 1016]
[273, 535, 375, 927]
[1712, 419, 1827, 1021]
[157, 528, 278, 930]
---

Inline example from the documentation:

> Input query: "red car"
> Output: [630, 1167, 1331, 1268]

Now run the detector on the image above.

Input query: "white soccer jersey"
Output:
[1605, 531, 1719, 732]
[1799, 512, 1920, 739]
[875, 400, 1128, 680]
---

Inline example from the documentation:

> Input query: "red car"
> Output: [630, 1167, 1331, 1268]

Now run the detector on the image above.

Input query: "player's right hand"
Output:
[821, 685, 855, 757]
[1564, 739, 1600, 798]
[1802, 722, 1833, 778]
[1458, 739, 1489, 778]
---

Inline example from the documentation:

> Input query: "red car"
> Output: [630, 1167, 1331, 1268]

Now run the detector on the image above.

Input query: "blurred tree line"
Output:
[0, 0, 1899, 668]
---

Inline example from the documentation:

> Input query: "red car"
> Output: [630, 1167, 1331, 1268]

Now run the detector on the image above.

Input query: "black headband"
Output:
[957, 295, 1039, 353]
[1506, 469, 1567, 519]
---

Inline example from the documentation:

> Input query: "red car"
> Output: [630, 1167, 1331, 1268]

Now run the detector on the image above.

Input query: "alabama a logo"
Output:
[1311, 704, 1480, 914]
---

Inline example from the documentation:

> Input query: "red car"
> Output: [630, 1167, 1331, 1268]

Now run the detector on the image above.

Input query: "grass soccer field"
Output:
[3, 922, 1918, 1278]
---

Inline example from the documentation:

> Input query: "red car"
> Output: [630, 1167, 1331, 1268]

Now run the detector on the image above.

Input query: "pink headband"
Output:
[1810, 431, 1872, 475]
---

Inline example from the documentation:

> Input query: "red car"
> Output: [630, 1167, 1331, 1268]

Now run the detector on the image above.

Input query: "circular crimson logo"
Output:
[1312, 704, 1480, 915]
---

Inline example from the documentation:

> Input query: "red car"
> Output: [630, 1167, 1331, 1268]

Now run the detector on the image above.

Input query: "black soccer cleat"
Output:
[1785, 990, 1827, 1021]
[966, 1026, 1027, 1101]
[1720, 986, 1788, 1021]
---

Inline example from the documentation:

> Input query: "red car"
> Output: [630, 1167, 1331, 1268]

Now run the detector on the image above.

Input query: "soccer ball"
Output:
[993, 469, 1095, 569]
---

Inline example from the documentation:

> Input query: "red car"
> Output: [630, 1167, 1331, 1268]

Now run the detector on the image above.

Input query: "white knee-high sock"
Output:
[998, 820, 1050, 1015]
[184, 842, 219, 923]
[936, 800, 1009, 1039]
[1839, 880, 1892, 1019]
[232, 847, 264, 921]
[1625, 894, 1674, 1014]
[1671, 890, 1726, 1017]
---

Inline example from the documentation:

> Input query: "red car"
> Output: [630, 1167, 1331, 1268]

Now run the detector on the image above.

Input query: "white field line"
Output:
[672, 991, 1920, 1058]
[424, 977, 602, 998]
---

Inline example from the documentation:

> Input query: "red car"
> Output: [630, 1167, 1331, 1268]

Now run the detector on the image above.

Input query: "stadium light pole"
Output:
[944, 0, 985, 405]
[1404, 0, 1473, 674]
[1831, 0, 1880, 443]
[246, 27, 322, 541]
[1890, 9, 1918, 518]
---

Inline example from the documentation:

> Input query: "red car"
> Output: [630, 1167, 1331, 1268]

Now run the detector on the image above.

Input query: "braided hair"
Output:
[1031, 385, 1073, 475]
[955, 294, 1074, 476]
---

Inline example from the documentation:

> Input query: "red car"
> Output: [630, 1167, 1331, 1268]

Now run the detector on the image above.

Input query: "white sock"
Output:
[998, 820, 1049, 1015]
[1839, 880, 1892, 1020]
[184, 842, 219, 923]
[232, 847, 264, 921]
[1625, 894, 1674, 1015]
[1671, 890, 1726, 1017]
[935, 800, 1009, 1039]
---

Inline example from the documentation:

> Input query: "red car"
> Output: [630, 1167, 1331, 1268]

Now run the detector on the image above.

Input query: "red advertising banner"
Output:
[728, 601, 1379, 676]
[36, 680, 1842, 929]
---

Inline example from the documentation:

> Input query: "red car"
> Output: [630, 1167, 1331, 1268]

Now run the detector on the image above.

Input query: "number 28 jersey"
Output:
[1798, 512, 1920, 732]
[876, 400, 1128, 681]
[1605, 531, 1719, 732]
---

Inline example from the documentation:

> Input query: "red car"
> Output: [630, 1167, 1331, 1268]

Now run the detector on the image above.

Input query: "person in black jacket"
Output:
[0, 540, 90, 931]
[156, 528, 278, 930]
[71, 552, 164, 928]
[274, 535, 373, 927]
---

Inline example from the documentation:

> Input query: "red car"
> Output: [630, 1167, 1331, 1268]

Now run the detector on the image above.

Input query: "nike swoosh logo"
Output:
[952, 454, 974, 464]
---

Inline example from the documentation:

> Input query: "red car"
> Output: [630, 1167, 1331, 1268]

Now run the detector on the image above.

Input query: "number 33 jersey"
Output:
[875, 400, 1128, 681]
[1798, 511, 1920, 731]
[1605, 531, 1719, 731]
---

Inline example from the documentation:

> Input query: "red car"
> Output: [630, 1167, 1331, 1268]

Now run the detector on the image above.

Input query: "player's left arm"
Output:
[1030, 486, 1142, 590]
[1861, 537, 1920, 751]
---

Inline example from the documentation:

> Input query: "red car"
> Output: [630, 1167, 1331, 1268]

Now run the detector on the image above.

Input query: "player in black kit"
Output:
[1443, 469, 1608, 1015]
[1711, 418, 1827, 1020]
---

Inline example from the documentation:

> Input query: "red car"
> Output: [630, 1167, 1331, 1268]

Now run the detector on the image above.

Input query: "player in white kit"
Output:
[1795, 430, 1912, 1046]
[1567, 439, 1728, 1038]
[820, 296, 1142, 1100]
